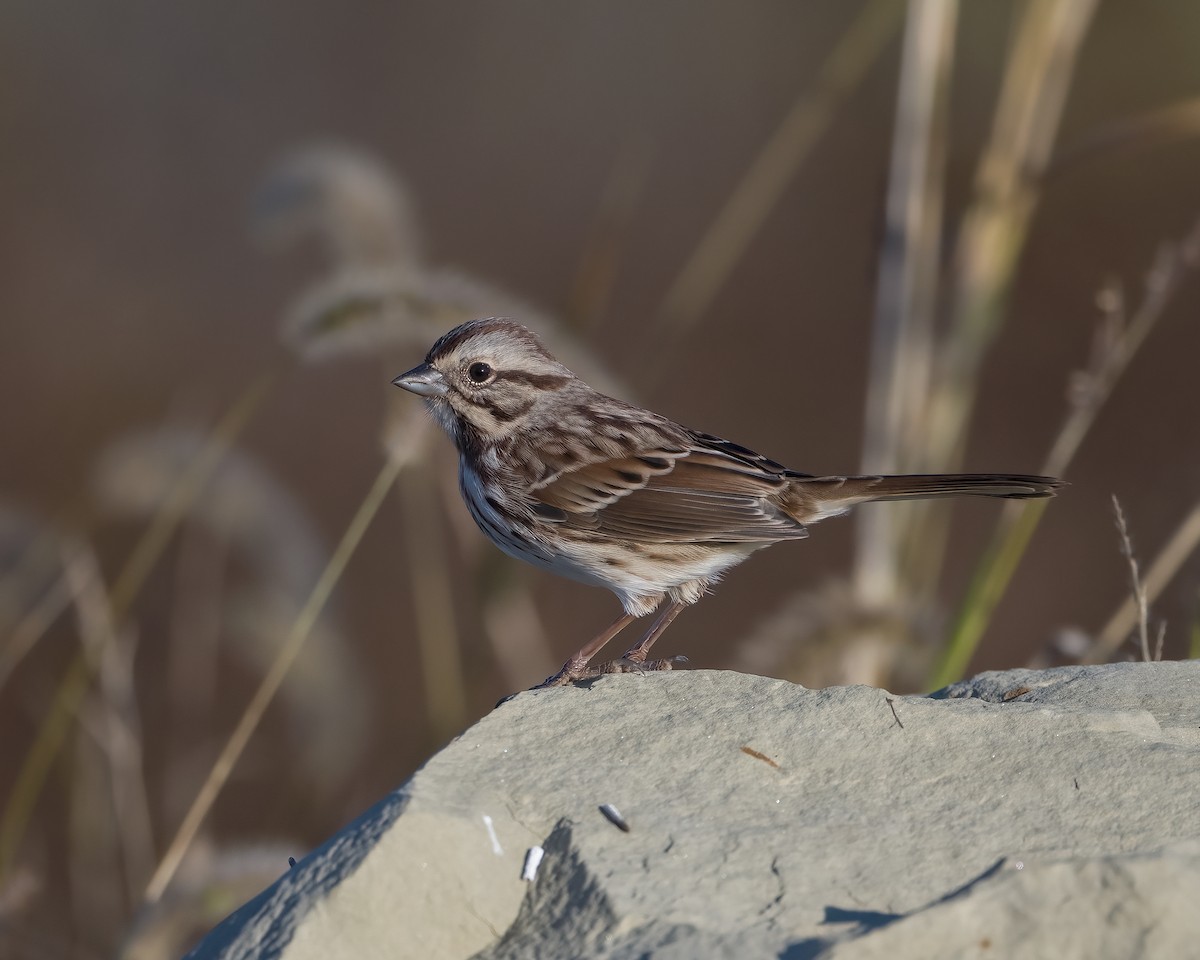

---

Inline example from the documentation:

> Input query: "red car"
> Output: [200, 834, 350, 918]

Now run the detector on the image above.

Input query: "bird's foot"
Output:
[591, 654, 689, 676]
[529, 655, 688, 690]
[530, 656, 592, 689]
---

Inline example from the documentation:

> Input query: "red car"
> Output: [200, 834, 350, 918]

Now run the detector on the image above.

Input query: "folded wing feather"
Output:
[529, 439, 809, 543]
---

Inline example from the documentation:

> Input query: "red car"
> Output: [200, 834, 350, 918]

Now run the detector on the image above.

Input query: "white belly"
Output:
[459, 460, 770, 616]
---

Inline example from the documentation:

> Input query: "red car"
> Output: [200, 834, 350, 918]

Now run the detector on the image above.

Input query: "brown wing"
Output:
[529, 431, 809, 543]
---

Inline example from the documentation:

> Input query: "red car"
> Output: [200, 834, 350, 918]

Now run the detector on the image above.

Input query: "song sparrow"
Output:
[393, 318, 1061, 687]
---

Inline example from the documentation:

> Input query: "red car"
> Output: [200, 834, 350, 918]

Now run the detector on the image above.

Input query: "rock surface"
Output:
[188, 662, 1200, 959]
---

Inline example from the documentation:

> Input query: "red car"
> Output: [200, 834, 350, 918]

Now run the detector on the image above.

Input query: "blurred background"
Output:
[3, 1, 1200, 956]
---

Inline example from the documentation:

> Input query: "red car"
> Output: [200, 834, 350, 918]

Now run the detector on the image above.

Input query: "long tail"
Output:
[786, 473, 1062, 523]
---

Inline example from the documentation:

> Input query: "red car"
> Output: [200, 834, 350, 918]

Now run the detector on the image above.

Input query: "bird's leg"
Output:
[534, 610, 639, 688]
[595, 599, 689, 674]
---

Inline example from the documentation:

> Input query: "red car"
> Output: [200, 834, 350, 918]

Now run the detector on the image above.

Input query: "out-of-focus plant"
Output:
[857, 0, 1098, 676]
[739, 0, 1103, 689]
[132, 141, 646, 916]
[0, 372, 274, 887]
[649, 0, 903, 350]
[935, 218, 1200, 685]
[1088, 493, 1200, 664]
[256, 143, 632, 712]
[92, 427, 370, 787]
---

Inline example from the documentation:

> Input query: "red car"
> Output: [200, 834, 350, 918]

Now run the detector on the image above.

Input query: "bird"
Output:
[393, 317, 1061, 687]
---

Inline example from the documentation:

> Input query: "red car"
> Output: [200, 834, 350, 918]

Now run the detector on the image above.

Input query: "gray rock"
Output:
[187, 662, 1200, 959]
[825, 845, 1200, 960]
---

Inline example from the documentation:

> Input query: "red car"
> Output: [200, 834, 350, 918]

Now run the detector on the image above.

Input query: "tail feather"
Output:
[786, 473, 1062, 523]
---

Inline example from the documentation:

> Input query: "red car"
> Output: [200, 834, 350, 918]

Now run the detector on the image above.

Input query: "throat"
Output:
[452, 418, 488, 461]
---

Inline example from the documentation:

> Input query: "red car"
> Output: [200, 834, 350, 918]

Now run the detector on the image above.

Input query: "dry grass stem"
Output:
[929, 215, 1200, 688]
[1190, 600, 1200, 660]
[399, 465, 468, 743]
[928, 498, 1051, 688]
[855, 0, 957, 610]
[63, 541, 155, 905]
[105, 374, 280, 621]
[1045, 221, 1200, 474]
[96, 425, 370, 788]
[69, 718, 123, 945]
[64, 540, 131, 941]
[652, 0, 902, 343]
[1051, 94, 1200, 176]
[0, 518, 66, 630]
[1110, 496, 1152, 662]
[0, 573, 72, 695]
[905, 0, 1097, 608]
[143, 452, 404, 904]
[0, 371, 275, 880]
[924, 0, 1097, 476]
[567, 139, 654, 332]
[164, 523, 227, 823]
[1090, 497, 1200, 663]
[93, 426, 329, 607]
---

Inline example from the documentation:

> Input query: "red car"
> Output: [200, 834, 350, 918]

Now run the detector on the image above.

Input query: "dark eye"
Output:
[467, 362, 493, 384]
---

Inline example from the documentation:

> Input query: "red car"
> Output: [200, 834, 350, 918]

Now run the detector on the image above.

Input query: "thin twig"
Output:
[1045, 225, 1200, 474]
[143, 453, 404, 904]
[1089, 497, 1200, 663]
[1111, 496, 1151, 662]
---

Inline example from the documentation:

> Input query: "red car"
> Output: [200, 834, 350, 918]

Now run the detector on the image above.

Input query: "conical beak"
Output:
[392, 363, 449, 398]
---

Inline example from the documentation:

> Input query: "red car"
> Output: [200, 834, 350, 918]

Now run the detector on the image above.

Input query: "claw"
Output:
[643, 655, 688, 671]
[530, 672, 573, 690]
[600, 657, 646, 675]
[529, 655, 594, 689]
[527, 653, 688, 690]
[589, 654, 688, 677]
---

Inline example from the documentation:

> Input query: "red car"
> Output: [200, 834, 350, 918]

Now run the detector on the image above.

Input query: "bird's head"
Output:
[393, 317, 577, 449]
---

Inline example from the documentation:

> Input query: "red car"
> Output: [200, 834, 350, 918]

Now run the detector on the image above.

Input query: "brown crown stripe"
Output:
[426, 317, 550, 362]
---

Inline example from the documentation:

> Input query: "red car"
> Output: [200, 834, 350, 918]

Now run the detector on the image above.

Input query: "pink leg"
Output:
[585, 599, 690, 676]
[534, 610, 639, 688]
[621, 599, 688, 664]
